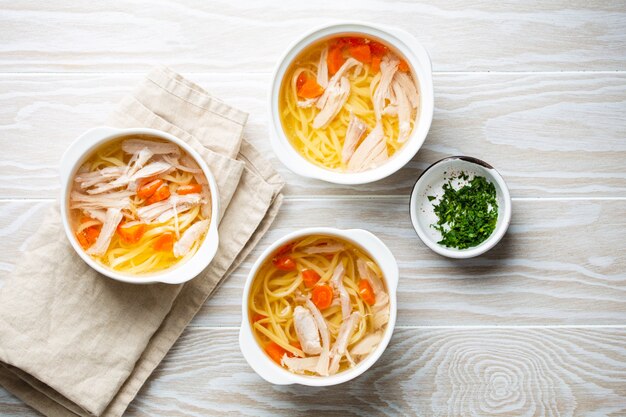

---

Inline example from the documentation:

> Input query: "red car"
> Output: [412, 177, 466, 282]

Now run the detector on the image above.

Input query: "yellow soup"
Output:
[279, 35, 420, 172]
[70, 137, 212, 274]
[249, 235, 390, 376]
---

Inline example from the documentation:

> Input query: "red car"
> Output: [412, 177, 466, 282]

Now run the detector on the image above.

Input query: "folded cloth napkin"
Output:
[0, 66, 284, 417]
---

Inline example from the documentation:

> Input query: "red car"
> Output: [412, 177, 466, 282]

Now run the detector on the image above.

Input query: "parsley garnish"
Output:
[428, 174, 498, 249]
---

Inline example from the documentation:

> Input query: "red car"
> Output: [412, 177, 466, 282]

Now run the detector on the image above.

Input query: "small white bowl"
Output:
[59, 126, 220, 285]
[269, 22, 434, 185]
[409, 156, 512, 259]
[239, 227, 398, 386]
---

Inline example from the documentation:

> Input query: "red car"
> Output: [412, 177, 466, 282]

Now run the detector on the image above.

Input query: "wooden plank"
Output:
[1, 1, 625, 72]
[1, 198, 624, 326]
[1, 72, 625, 198]
[3, 327, 625, 416]
[0, 387, 36, 417]
[5, 327, 625, 416]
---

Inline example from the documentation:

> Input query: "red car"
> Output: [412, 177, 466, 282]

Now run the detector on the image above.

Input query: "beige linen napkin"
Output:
[0, 66, 284, 417]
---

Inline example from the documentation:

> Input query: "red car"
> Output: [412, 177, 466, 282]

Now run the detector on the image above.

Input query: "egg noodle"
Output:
[279, 40, 416, 171]
[73, 141, 207, 274]
[248, 235, 386, 375]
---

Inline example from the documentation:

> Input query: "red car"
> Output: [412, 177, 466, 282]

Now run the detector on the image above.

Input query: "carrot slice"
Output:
[297, 78, 324, 99]
[348, 44, 371, 64]
[153, 232, 175, 251]
[336, 37, 366, 48]
[369, 41, 388, 57]
[137, 179, 163, 200]
[145, 183, 170, 205]
[276, 242, 295, 256]
[371, 55, 382, 73]
[117, 222, 147, 244]
[177, 184, 202, 195]
[302, 269, 321, 288]
[398, 59, 410, 72]
[311, 284, 334, 309]
[265, 341, 287, 364]
[327, 46, 345, 75]
[273, 255, 296, 271]
[296, 72, 307, 91]
[358, 279, 376, 305]
[76, 224, 101, 249]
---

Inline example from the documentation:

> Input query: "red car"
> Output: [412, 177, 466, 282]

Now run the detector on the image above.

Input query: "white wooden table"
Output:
[1, 1, 625, 416]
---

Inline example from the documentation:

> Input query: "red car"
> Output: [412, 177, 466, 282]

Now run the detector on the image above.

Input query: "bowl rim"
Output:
[409, 155, 512, 259]
[268, 21, 434, 185]
[59, 126, 220, 285]
[239, 227, 398, 386]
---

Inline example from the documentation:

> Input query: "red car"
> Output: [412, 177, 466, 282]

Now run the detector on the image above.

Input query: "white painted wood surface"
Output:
[0, 1, 625, 416]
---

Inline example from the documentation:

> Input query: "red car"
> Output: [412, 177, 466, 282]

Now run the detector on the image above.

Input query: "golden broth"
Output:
[70, 137, 211, 274]
[248, 234, 389, 376]
[279, 34, 420, 171]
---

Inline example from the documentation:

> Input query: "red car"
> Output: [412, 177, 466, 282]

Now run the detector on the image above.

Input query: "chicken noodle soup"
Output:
[279, 35, 420, 172]
[69, 137, 212, 274]
[249, 235, 390, 376]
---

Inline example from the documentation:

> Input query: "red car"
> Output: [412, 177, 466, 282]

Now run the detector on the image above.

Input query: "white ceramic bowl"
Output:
[60, 126, 220, 285]
[239, 227, 398, 386]
[269, 22, 434, 185]
[409, 156, 512, 259]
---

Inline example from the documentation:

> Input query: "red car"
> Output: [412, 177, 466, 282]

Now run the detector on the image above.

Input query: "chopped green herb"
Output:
[430, 175, 498, 249]
[427, 195, 436, 201]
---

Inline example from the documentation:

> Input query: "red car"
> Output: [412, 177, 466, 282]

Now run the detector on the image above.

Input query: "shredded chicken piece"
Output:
[193, 173, 212, 219]
[122, 139, 180, 155]
[331, 263, 351, 320]
[329, 312, 360, 375]
[347, 123, 388, 172]
[173, 219, 209, 258]
[317, 46, 329, 88]
[130, 161, 172, 182]
[83, 209, 106, 223]
[313, 57, 362, 128]
[357, 259, 390, 329]
[313, 76, 350, 129]
[341, 114, 368, 164]
[304, 298, 331, 376]
[293, 306, 322, 355]
[281, 355, 320, 374]
[372, 55, 399, 120]
[85, 152, 167, 195]
[302, 243, 345, 254]
[126, 148, 154, 177]
[137, 193, 202, 223]
[392, 80, 412, 143]
[86, 208, 123, 256]
[70, 191, 132, 210]
[394, 72, 419, 109]
[162, 154, 203, 174]
[351, 331, 383, 356]
[75, 166, 125, 189]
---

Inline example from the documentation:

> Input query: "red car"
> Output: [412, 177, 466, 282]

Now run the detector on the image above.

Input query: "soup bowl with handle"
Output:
[60, 126, 220, 285]
[239, 227, 399, 386]
[269, 21, 434, 185]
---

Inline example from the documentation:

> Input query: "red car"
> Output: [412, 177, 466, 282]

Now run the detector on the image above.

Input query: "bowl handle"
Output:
[344, 229, 399, 293]
[239, 324, 294, 385]
[60, 126, 121, 182]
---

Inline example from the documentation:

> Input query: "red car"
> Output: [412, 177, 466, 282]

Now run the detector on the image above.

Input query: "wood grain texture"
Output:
[2, 327, 626, 416]
[4, 327, 623, 417]
[1, 1, 625, 72]
[1, 72, 625, 198]
[1, 198, 624, 326]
